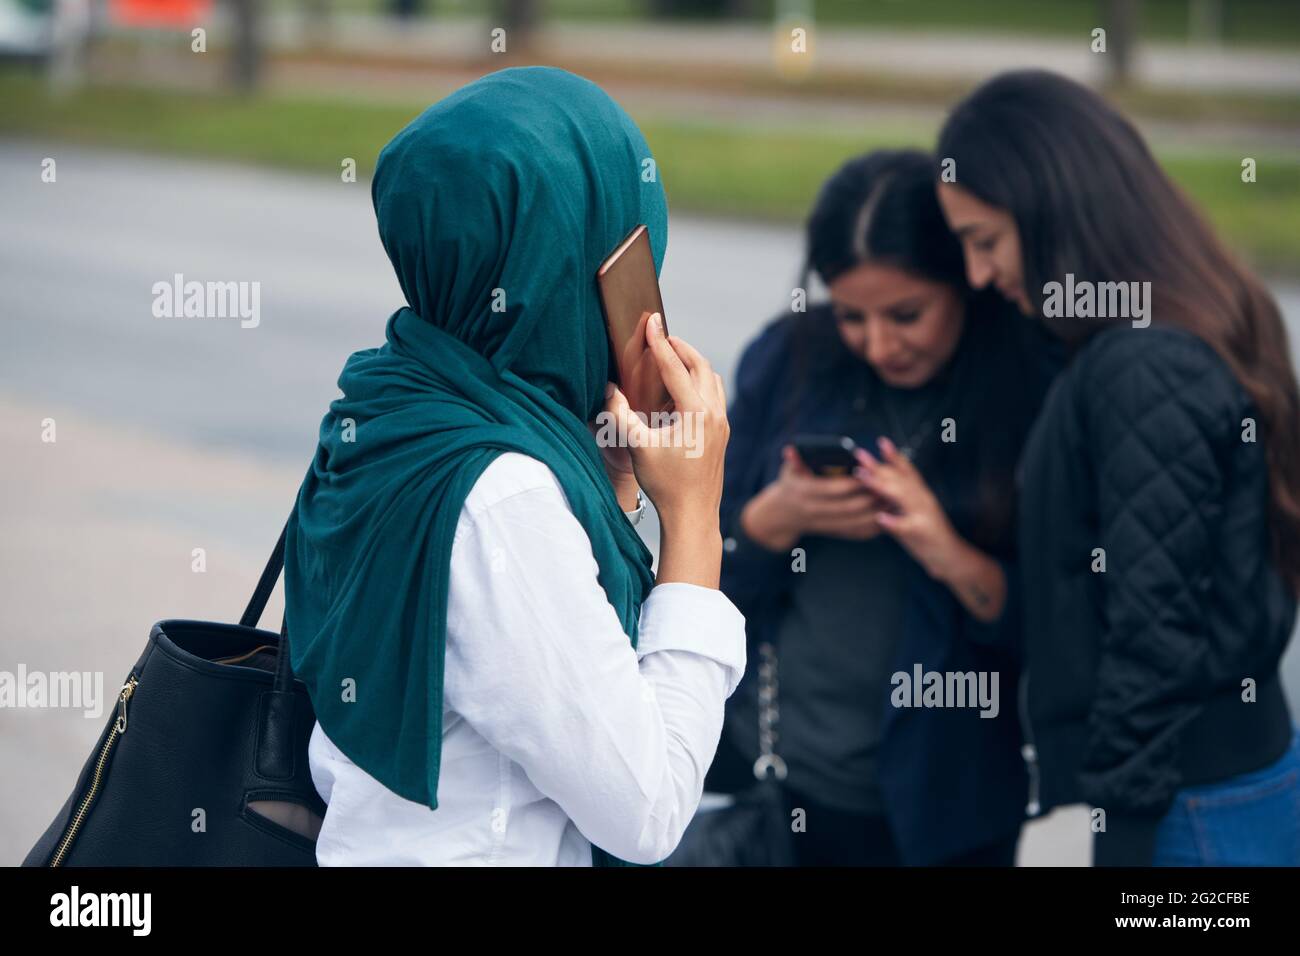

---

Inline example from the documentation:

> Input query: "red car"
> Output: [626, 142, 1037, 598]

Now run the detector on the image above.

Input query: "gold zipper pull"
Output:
[115, 676, 138, 734]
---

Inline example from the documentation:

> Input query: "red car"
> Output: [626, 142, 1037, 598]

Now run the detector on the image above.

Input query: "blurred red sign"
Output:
[110, 0, 212, 27]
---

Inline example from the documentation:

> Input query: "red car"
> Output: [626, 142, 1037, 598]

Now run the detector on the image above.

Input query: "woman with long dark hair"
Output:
[936, 69, 1300, 866]
[699, 149, 1059, 865]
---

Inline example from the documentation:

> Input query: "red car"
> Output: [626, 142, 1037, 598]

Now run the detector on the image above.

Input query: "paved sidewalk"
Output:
[0, 394, 300, 865]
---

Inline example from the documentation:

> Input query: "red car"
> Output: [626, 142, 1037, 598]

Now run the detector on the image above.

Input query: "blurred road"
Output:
[0, 140, 802, 470]
[2, 140, 1298, 865]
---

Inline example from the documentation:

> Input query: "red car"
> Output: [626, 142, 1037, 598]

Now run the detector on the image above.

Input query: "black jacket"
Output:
[1018, 322, 1297, 866]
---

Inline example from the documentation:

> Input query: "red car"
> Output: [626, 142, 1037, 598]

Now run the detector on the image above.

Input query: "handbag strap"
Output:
[753, 640, 787, 781]
[238, 517, 294, 695]
[240, 520, 287, 629]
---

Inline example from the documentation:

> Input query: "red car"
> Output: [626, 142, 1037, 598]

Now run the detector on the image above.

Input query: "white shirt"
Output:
[307, 451, 747, 866]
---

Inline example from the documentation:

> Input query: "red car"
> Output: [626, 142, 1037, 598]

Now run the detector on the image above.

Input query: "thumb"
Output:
[783, 444, 813, 476]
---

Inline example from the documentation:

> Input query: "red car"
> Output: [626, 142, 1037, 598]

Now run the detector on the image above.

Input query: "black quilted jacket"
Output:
[1018, 322, 1297, 866]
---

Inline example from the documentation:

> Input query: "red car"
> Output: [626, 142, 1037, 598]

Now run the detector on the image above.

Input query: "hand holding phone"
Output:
[739, 441, 885, 550]
[603, 313, 731, 588]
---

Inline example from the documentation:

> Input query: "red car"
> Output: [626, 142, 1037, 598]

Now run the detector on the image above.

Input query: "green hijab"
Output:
[284, 67, 665, 867]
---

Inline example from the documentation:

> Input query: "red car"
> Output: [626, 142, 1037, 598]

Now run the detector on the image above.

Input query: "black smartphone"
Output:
[792, 434, 859, 477]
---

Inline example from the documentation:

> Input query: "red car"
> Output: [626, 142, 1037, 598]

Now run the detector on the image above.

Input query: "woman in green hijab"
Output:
[284, 67, 746, 867]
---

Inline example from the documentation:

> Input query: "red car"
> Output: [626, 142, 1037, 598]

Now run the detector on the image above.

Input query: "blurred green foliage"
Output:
[1, 70, 1295, 273]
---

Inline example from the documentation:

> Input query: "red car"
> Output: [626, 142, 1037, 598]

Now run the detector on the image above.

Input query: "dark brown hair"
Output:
[780, 149, 1047, 556]
[938, 69, 1300, 593]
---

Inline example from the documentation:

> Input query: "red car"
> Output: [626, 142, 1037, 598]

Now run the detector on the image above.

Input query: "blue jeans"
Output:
[1152, 726, 1300, 866]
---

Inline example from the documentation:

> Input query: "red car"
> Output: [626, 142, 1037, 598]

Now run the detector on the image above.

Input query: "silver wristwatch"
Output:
[624, 488, 647, 526]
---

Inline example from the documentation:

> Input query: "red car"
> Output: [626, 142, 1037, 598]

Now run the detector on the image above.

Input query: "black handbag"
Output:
[22, 522, 326, 866]
[663, 640, 796, 866]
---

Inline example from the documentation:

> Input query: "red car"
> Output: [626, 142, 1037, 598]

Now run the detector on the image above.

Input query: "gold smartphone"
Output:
[596, 225, 672, 419]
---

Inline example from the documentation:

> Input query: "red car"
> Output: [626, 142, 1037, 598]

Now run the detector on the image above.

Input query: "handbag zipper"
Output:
[49, 675, 138, 867]
[1018, 669, 1041, 817]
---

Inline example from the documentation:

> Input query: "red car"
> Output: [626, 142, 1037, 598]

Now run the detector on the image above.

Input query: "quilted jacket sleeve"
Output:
[1076, 327, 1238, 866]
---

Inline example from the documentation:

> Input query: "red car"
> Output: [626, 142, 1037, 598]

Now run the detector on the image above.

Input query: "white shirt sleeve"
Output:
[442, 454, 747, 865]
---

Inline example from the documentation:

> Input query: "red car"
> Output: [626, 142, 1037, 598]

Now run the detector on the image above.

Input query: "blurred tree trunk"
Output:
[230, 0, 262, 93]
[500, 0, 539, 50]
[1189, 0, 1224, 45]
[303, 0, 333, 48]
[1104, 0, 1139, 87]
[647, 0, 731, 16]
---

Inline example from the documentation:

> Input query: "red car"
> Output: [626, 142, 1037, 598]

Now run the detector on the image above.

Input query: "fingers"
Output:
[854, 443, 913, 505]
[643, 312, 700, 409]
[606, 383, 651, 447]
[666, 332, 705, 374]
[665, 332, 722, 408]
[856, 463, 905, 506]
[810, 474, 874, 498]
[804, 489, 880, 520]
[876, 436, 916, 474]
[875, 509, 906, 535]
[837, 513, 884, 540]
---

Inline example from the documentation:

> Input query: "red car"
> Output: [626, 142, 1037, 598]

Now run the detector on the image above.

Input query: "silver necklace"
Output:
[880, 387, 937, 459]
[859, 366, 941, 460]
